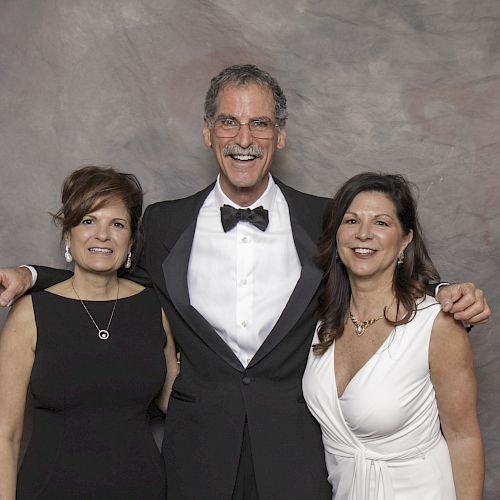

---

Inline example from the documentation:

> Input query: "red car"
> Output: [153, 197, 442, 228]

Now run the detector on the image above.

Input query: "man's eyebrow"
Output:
[215, 113, 273, 121]
[250, 116, 273, 122]
[215, 113, 236, 119]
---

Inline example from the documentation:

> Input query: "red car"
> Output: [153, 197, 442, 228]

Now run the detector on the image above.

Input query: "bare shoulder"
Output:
[432, 310, 468, 340]
[119, 278, 145, 298]
[430, 311, 472, 368]
[1, 295, 36, 348]
[8, 295, 35, 324]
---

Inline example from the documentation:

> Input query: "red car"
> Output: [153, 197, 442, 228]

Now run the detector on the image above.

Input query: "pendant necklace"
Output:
[349, 311, 384, 336]
[71, 279, 119, 340]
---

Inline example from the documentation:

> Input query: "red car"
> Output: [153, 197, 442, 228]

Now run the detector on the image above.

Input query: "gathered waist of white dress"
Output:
[323, 434, 442, 500]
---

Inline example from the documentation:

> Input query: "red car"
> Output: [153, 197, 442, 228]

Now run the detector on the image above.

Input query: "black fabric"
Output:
[141, 180, 332, 500]
[17, 288, 166, 500]
[220, 204, 269, 232]
[231, 421, 259, 500]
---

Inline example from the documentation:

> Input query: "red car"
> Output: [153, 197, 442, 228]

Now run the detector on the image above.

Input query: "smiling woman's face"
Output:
[336, 191, 413, 282]
[65, 197, 132, 276]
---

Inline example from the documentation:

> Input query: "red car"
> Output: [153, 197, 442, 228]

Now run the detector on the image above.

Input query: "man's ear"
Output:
[276, 123, 286, 150]
[203, 121, 212, 149]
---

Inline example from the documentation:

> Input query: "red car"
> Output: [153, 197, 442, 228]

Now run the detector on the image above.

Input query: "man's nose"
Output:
[235, 122, 253, 148]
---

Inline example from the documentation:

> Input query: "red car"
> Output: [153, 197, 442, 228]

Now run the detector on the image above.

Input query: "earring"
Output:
[124, 251, 132, 269]
[335, 250, 339, 262]
[397, 251, 404, 265]
[64, 245, 73, 263]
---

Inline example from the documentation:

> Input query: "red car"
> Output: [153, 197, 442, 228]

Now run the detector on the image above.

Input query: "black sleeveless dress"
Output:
[17, 288, 167, 500]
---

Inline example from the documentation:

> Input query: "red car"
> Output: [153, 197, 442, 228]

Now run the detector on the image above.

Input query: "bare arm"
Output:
[0, 296, 36, 499]
[429, 311, 484, 499]
[436, 282, 490, 325]
[155, 310, 179, 414]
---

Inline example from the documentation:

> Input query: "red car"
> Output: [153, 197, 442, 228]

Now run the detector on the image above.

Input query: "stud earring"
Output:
[124, 251, 132, 269]
[64, 245, 73, 263]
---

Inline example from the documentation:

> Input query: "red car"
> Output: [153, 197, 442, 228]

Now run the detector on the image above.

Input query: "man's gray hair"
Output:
[204, 64, 288, 125]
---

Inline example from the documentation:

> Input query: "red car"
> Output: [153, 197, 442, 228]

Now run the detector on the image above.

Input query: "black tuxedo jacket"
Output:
[35, 179, 332, 500]
[138, 179, 331, 499]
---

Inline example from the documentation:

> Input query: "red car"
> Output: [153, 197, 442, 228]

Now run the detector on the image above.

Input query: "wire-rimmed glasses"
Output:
[211, 117, 279, 139]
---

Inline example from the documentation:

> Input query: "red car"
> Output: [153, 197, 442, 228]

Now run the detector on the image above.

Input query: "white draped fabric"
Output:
[303, 296, 457, 499]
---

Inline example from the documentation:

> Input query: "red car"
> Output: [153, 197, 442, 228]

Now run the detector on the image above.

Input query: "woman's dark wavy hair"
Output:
[52, 165, 144, 268]
[314, 172, 440, 356]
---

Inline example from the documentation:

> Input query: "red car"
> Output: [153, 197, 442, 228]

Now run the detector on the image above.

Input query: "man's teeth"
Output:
[89, 248, 112, 254]
[353, 248, 374, 254]
[231, 154, 256, 161]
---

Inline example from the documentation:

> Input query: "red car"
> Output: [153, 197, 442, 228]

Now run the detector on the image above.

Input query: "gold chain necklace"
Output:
[71, 279, 120, 340]
[349, 311, 384, 336]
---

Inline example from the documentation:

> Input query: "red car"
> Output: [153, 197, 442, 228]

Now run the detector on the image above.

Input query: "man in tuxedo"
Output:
[137, 65, 333, 499]
[0, 64, 490, 499]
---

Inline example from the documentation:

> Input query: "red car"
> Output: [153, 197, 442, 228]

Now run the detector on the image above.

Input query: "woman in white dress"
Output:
[302, 172, 483, 499]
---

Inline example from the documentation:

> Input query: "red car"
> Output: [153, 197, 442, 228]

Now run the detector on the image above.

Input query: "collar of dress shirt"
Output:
[214, 174, 278, 217]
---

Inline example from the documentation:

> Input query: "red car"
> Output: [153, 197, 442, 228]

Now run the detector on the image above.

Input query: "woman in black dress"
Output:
[0, 166, 178, 499]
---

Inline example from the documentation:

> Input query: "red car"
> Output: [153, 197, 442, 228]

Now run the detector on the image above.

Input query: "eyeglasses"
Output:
[212, 117, 279, 138]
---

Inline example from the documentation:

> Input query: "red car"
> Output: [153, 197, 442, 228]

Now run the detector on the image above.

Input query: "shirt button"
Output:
[241, 279, 247, 286]
[241, 320, 248, 328]
[241, 236, 248, 243]
[242, 376, 251, 385]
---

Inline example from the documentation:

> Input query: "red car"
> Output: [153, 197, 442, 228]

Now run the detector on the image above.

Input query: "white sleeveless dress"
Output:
[302, 296, 457, 499]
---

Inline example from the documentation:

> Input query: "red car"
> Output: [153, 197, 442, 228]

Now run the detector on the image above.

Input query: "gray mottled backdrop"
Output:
[1, 0, 498, 496]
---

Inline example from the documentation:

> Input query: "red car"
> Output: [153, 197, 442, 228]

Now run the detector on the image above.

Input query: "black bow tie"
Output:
[220, 204, 269, 232]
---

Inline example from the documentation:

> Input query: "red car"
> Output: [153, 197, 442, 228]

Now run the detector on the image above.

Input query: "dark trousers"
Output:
[231, 421, 259, 500]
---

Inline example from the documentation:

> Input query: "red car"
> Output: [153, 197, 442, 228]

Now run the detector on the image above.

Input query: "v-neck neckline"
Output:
[333, 328, 396, 400]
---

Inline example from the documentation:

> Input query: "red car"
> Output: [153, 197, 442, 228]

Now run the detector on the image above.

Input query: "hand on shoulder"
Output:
[0, 266, 33, 307]
[436, 282, 490, 325]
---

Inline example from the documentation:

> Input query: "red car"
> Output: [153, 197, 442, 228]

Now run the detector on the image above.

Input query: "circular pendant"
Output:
[98, 330, 110, 340]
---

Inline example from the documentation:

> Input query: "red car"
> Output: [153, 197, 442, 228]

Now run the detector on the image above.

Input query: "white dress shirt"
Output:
[187, 175, 301, 367]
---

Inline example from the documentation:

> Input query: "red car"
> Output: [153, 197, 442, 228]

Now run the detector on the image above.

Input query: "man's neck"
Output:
[219, 176, 270, 208]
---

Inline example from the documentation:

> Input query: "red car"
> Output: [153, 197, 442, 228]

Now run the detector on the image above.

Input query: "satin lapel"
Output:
[162, 197, 244, 373]
[248, 210, 323, 368]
